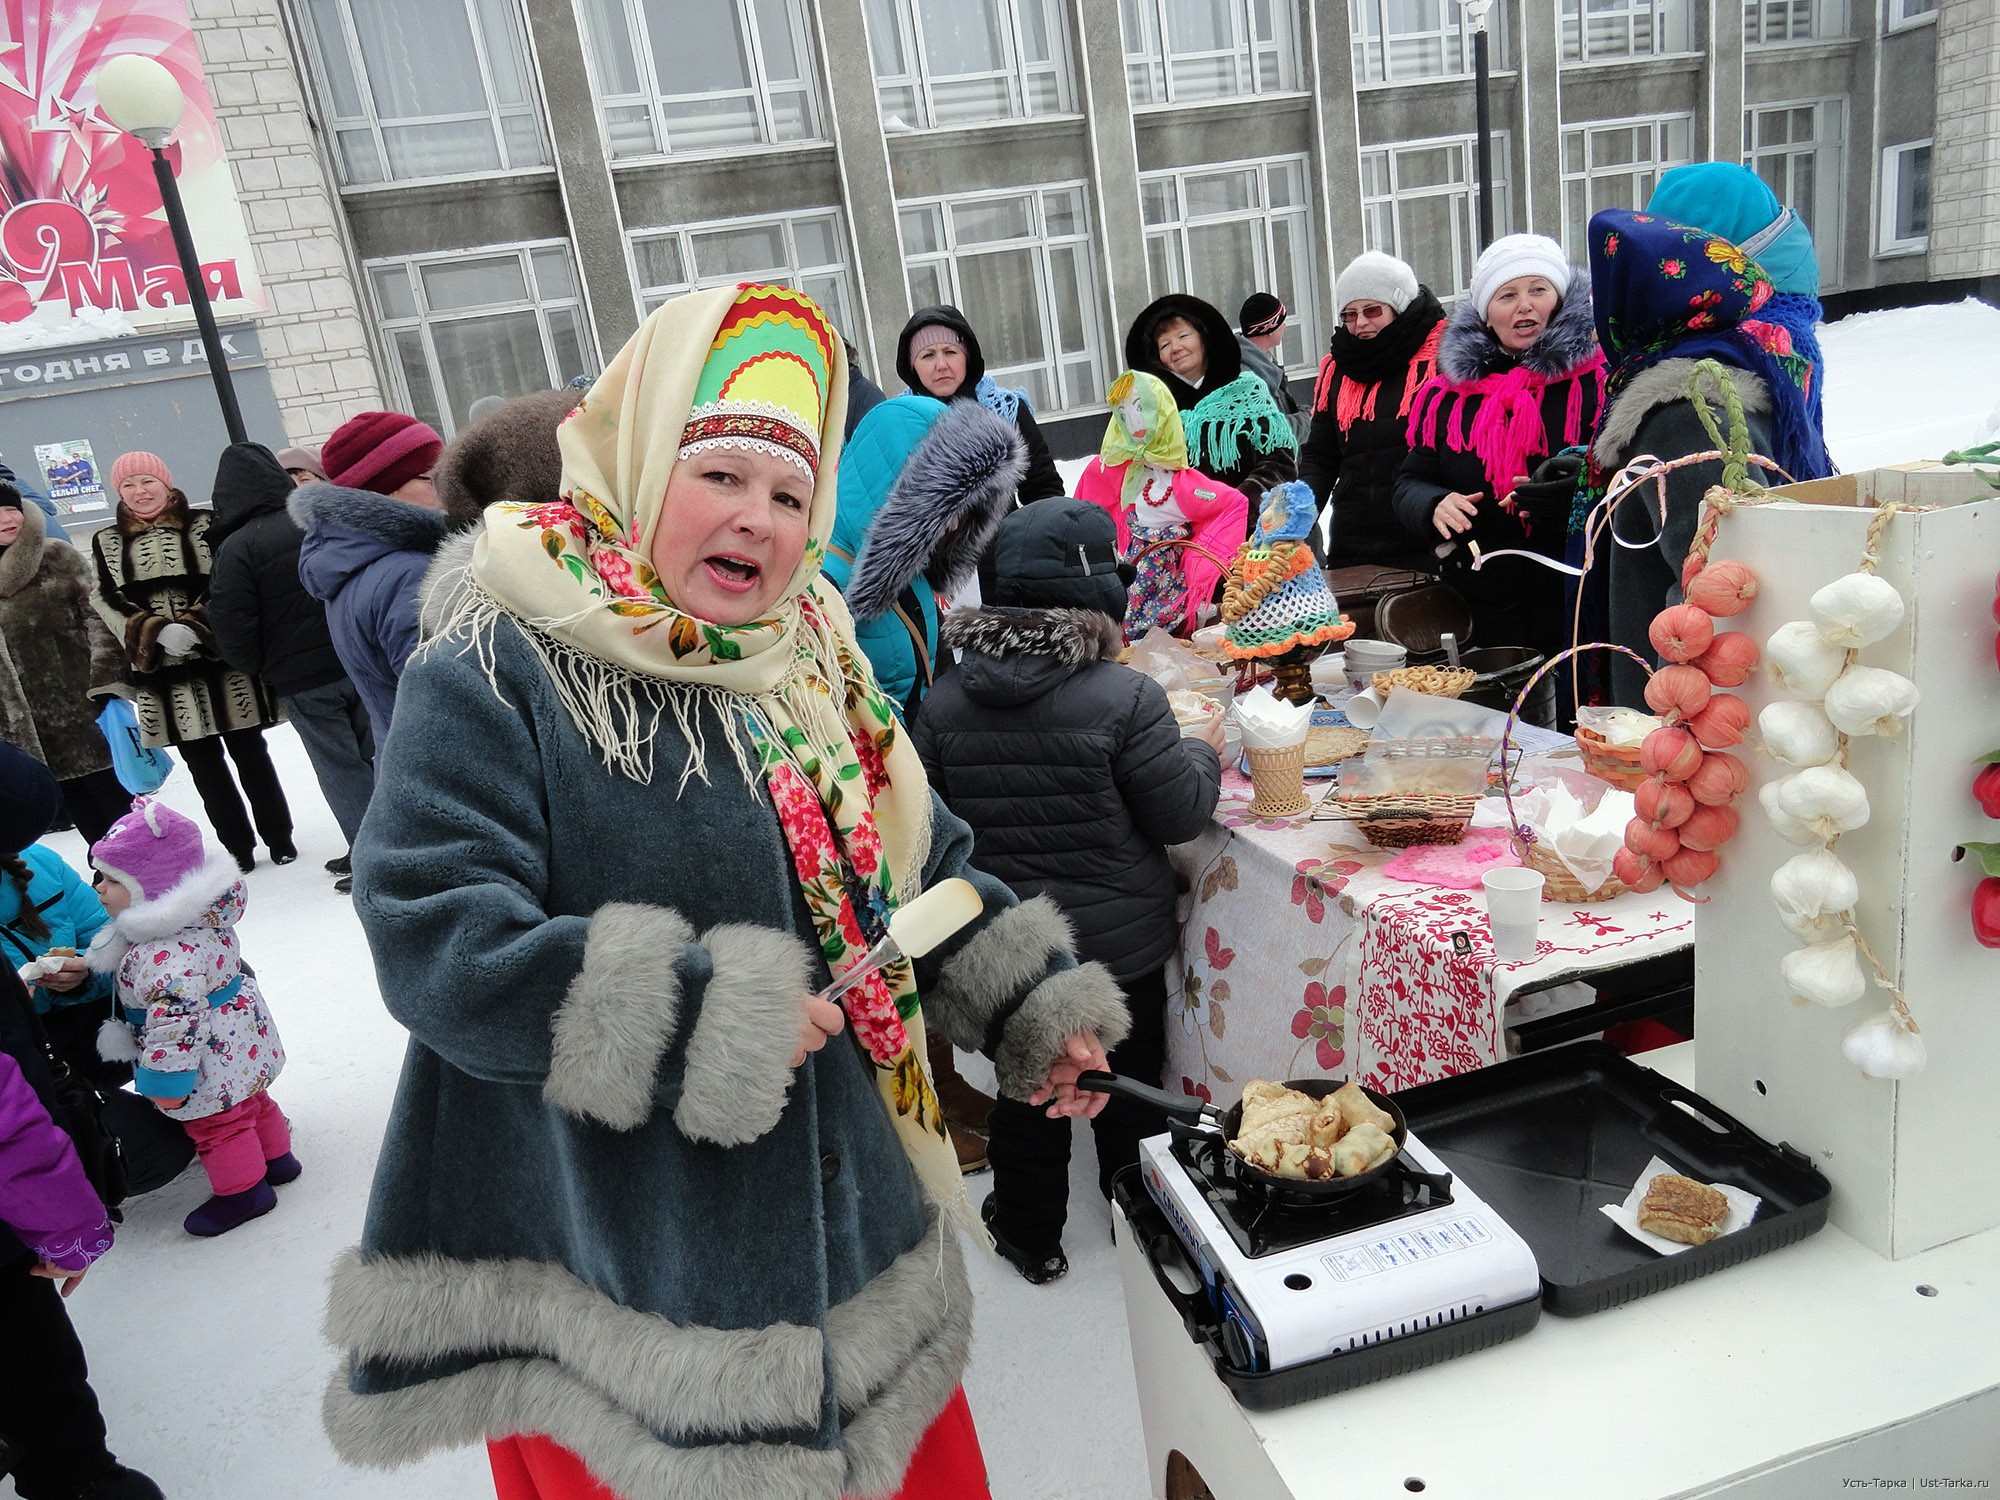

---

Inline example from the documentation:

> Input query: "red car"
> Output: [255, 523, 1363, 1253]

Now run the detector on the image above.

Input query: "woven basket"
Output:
[1573, 723, 1650, 791]
[1317, 791, 1477, 848]
[1245, 743, 1311, 817]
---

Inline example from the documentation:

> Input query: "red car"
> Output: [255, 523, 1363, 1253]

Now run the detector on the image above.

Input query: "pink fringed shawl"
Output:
[1405, 349, 1608, 502]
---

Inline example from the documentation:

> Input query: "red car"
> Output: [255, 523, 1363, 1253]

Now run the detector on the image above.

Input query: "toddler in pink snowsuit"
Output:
[87, 799, 297, 1237]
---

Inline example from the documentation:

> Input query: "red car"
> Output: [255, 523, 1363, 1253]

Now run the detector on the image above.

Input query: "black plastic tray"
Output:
[1111, 1168, 1542, 1410]
[1393, 1042, 1832, 1316]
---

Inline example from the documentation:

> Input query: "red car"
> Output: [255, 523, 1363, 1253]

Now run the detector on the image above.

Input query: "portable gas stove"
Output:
[1123, 1122, 1542, 1406]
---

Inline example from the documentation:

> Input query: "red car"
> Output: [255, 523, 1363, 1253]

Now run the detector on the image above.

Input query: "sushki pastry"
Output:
[1637, 1172, 1729, 1245]
[1229, 1079, 1399, 1181]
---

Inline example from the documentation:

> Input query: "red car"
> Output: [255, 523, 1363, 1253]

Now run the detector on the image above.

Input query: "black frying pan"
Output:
[1078, 1071, 1413, 1199]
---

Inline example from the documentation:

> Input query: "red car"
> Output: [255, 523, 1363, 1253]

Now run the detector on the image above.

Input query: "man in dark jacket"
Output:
[207, 442, 374, 886]
[912, 499, 1221, 1283]
[291, 411, 449, 742]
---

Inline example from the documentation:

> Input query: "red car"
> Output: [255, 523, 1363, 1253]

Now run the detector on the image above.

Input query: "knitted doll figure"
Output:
[1074, 371, 1248, 640]
[1223, 480, 1354, 661]
[87, 798, 297, 1237]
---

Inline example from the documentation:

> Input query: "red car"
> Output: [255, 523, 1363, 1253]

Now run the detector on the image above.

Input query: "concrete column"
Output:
[1709, 0, 1747, 164]
[1072, 0, 1151, 339]
[1518, 0, 1563, 236]
[811, 0, 907, 382]
[521, 0, 637, 358]
[1306, 0, 1365, 331]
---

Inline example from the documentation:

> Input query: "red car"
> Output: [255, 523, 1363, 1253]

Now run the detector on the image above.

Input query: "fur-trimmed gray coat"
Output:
[89, 498, 283, 749]
[0, 502, 127, 780]
[911, 607, 1221, 982]
[325, 588, 1129, 1499]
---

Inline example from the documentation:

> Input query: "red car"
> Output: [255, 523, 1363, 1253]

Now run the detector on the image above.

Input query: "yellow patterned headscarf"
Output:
[1100, 370, 1189, 511]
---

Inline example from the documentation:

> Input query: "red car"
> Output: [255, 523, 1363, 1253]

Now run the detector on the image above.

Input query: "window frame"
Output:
[1122, 0, 1303, 108]
[576, 0, 825, 162]
[364, 240, 598, 438]
[1742, 0, 1850, 46]
[1743, 95, 1847, 285]
[1358, 132, 1514, 303]
[867, 0, 1077, 132]
[896, 183, 1107, 417]
[1351, 0, 1512, 88]
[1138, 155, 1320, 372]
[1886, 0, 1936, 28]
[1559, 0, 1696, 63]
[1877, 139, 1932, 257]
[294, 0, 551, 190]
[1558, 113, 1697, 259]
[624, 208, 861, 341]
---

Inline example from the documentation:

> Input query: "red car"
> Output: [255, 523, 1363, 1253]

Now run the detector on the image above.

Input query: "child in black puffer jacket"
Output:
[912, 500, 1222, 1283]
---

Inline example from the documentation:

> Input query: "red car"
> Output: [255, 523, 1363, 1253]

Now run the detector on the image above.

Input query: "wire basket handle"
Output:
[1500, 642, 1655, 857]
[1127, 536, 1234, 573]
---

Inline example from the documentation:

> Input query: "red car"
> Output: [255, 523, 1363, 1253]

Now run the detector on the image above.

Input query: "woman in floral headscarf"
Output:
[1075, 370, 1249, 640]
[322, 286, 1128, 1500]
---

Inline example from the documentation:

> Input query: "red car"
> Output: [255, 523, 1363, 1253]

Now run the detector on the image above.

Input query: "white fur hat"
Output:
[1467, 234, 1572, 323]
[1335, 252, 1419, 315]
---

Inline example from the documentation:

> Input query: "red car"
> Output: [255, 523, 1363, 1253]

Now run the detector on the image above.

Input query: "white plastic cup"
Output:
[1482, 868, 1547, 962]
[1343, 688, 1386, 729]
[1309, 653, 1346, 698]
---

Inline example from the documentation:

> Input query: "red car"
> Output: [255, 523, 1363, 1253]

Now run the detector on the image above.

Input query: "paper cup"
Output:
[1245, 743, 1310, 817]
[1343, 688, 1386, 729]
[1483, 868, 1546, 961]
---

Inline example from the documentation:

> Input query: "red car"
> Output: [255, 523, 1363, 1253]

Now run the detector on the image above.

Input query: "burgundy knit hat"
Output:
[322, 411, 443, 496]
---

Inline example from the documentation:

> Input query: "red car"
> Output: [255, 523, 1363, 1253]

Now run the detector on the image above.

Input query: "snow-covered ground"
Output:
[12, 297, 1999, 1500]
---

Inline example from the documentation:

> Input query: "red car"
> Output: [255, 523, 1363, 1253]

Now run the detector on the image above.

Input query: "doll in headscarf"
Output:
[1073, 371, 1249, 641]
[1223, 480, 1353, 682]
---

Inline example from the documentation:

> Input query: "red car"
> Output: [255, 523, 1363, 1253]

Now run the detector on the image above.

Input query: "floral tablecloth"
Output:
[1166, 764, 1695, 1106]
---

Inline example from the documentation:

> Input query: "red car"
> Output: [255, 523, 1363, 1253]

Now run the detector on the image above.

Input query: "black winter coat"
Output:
[912, 607, 1220, 982]
[1299, 289, 1446, 568]
[206, 443, 347, 696]
[894, 305, 1065, 505]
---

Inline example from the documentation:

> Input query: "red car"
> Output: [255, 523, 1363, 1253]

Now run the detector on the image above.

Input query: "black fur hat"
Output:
[988, 499, 1129, 623]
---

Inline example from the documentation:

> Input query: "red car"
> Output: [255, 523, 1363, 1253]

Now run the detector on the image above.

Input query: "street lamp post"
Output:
[1463, 0, 1496, 249]
[94, 54, 247, 446]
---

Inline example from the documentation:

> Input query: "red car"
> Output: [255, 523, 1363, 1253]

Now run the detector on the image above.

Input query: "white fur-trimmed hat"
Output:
[1467, 234, 1572, 323]
[1335, 252, 1419, 315]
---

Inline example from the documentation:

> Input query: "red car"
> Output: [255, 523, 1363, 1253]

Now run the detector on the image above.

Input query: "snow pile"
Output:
[0, 306, 142, 355]
[1818, 297, 2000, 472]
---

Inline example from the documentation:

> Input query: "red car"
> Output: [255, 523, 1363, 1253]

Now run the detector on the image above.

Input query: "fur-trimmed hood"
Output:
[941, 606, 1122, 708]
[0, 490, 50, 597]
[85, 850, 243, 971]
[836, 400, 1025, 623]
[1437, 266, 1599, 385]
[292, 482, 450, 606]
[1592, 357, 1773, 466]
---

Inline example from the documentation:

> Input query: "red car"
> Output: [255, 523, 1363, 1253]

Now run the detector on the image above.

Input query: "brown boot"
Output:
[928, 1030, 997, 1133]
[951, 1122, 989, 1175]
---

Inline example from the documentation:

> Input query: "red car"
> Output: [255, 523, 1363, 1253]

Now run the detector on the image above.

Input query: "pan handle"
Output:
[1077, 1071, 1223, 1128]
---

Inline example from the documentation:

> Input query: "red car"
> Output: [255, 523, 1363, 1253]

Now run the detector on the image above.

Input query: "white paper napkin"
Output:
[1600, 1155, 1762, 1256]
[1233, 685, 1314, 750]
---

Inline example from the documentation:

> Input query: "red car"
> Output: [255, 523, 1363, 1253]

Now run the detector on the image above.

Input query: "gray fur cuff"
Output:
[993, 962, 1131, 1102]
[675, 924, 814, 1147]
[921, 897, 1074, 1054]
[545, 904, 693, 1131]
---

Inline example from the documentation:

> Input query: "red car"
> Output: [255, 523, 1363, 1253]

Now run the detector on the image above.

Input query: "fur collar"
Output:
[115, 492, 194, 537]
[418, 526, 484, 641]
[940, 606, 1123, 667]
[289, 481, 450, 551]
[85, 850, 242, 971]
[1591, 358, 1772, 465]
[846, 402, 1024, 622]
[0, 498, 48, 597]
[1437, 267, 1598, 385]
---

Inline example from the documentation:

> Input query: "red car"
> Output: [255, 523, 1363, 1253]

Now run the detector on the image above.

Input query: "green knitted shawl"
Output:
[1186, 370, 1296, 475]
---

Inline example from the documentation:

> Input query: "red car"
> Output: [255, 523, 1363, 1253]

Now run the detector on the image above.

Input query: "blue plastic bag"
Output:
[96, 698, 173, 795]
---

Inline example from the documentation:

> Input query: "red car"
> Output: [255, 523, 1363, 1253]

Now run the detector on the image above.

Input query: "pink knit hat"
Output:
[110, 451, 173, 490]
[90, 798, 209, 904]
[907, 323, 962, 356]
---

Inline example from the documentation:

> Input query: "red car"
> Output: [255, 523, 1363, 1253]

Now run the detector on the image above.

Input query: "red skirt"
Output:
[487, 1387, 989, 1500]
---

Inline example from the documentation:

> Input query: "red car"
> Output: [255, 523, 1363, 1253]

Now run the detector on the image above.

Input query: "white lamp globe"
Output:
[95, 54, 186, 149]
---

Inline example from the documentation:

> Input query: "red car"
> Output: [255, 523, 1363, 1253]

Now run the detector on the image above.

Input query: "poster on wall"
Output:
[34, 438, 106, 513]
[0, 0, 264, 346]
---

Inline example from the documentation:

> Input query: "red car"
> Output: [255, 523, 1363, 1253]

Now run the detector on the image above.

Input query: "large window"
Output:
[1878, 141, 1931, 256]
[1351, 0, 1510, 86]
[1121, 0, 1300, 105]
[1140, 158, 1318, 370]
[1889, 0, 1936, 26]
[1560, 0, 1693, 61]
[299, 0, 547, 186]
[898, 186, 1105, 414]
[1744, 0, 1849, 44]
[367, 243, 597, 437]
[628, 210, 859, 340]
[866, 0, 1075, 130]
[1745, 99, 1845, 283]
[577, 0, 821, 158]
[1360, 135, 1513, 302]
[1560, 115, 1695, 258]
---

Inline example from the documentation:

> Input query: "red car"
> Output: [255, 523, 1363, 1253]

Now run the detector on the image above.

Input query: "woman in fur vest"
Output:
[323, 285, 1127, 1500]
[88, 453, 292, 871]
[1393, 235, 1607, 662]
[0, 484, 131, 845]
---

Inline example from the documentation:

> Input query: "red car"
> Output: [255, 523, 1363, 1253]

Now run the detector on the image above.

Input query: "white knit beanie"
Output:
[1335, 252, 1419, 315]
[1467, 234, 1572, 324]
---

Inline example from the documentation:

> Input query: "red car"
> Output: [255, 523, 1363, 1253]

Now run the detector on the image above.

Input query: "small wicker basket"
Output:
[1573, 722, 1652, 791]
[1245, 743, 1311, 818]
[1316, 791, 1479, 848]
